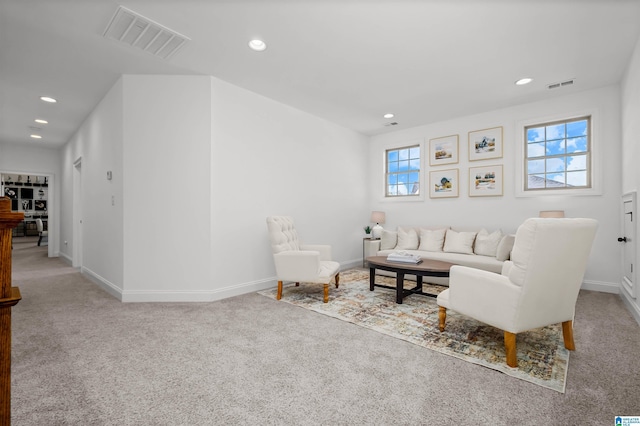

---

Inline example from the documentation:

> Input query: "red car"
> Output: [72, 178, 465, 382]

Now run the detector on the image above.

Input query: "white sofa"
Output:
[365, 226, 515, 285]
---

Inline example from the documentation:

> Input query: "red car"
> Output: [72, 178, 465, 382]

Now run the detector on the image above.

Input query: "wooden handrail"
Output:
[0, 197, 24, 425]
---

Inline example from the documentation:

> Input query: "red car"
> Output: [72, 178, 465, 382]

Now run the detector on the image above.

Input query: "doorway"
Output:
[73, 158, 83, 269]
[1, 171, 54, 257]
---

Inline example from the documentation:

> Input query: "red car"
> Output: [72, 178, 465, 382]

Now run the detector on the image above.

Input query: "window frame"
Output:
[524, 115, 591, 192]
[516, 109, 601, 197]
[379, 140, 424, 202]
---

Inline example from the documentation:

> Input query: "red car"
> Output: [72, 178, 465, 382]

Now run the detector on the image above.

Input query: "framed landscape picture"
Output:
[430, 169, 459, 198]
[469, 164, 503, 197]
[429, 134, 458, 166]
[468, 126, 503, 161]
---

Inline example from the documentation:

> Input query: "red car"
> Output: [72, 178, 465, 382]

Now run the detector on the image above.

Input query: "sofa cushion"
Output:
[443, 229, 477, 255]
[474, 228, 503, 257]
[419, 228, 447, 252]
[380, 230, 397, 250]
[496, 234, 516, 261]
[396, 227, 419, 250]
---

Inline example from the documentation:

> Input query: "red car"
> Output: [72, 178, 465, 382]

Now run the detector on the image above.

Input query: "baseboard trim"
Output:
[119, 277, 277, 303]
[59, 252, 73, 266]
[581, 279, 619, 294]
[620, 292, 640, 326]
[82, 267, 123, 300]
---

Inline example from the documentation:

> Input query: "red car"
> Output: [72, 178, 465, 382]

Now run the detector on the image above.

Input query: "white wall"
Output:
[621, 34, 640, 323]
[209, 77, 370, 297]
[60, 78, 124, 292]
[57, 74, 369, 302]
[121, 75, 213, 300]
[0, 142, 61, 257]
[369, 85, 622, 292]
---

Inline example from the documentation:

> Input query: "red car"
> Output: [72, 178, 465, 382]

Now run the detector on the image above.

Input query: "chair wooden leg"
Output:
[37, 236, 42, 246]
[562, 320, 576, 351]
[504, 331, 518, 368]
[438, 306, 447, 332]
[323, 284, 329, 303]
[334, 273, 340, 288]
[276, 281, 283, 300]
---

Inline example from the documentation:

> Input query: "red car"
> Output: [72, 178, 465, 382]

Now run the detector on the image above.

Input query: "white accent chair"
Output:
[35, 218, 48, 246]
[437, 218, 598, 368]
[266, 216, 340, 303]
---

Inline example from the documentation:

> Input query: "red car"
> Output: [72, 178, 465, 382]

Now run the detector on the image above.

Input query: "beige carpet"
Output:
[259, 269, 569, 392]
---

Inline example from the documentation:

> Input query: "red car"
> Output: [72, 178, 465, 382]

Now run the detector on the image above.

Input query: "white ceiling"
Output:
[1, 0, 640, 149]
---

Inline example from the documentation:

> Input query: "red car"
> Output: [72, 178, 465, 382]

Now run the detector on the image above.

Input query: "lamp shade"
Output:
[539, 210, 565, 218]
[370, 211, 386, 224]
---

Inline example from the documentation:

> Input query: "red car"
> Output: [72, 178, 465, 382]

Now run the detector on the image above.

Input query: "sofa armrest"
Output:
[448, 265, 521, 331]
[300, 244, 331, 261]
[501, 260, 514, 276]
[273, 250, 321, 282]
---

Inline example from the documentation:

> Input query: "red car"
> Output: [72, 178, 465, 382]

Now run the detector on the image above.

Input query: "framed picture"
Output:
[468, 126, 503, 161]
[469, 165, 503, 197]
[430, 169, 459, 198]
[429, 134, 458, 166]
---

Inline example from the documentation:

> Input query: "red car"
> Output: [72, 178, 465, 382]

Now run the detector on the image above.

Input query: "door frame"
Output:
[622, 191, 637, 299]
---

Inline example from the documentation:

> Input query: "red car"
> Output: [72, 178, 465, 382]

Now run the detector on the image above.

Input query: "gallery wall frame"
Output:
[429, 134, 459, 166]
[468, 126, 503, 161]
[429, 168, 459, 198]
[469, 164, 503, 197]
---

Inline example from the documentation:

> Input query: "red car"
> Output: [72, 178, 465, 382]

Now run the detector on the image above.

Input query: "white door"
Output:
[621, 191, 636, 299]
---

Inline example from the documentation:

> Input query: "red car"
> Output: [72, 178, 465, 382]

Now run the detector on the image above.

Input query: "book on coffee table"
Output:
[386, 251, 422, 264]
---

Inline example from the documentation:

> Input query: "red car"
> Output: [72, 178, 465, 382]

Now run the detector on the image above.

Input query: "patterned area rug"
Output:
[259, 268, 569, 393]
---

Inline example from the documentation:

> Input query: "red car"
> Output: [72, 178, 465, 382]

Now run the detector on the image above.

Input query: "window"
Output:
[386, 145, 420, 197]
[524, 116, 591, 191]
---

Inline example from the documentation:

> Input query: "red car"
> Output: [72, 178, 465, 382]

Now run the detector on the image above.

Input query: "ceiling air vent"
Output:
[548, 79, 575, 90]
[103, 6, 190, 60]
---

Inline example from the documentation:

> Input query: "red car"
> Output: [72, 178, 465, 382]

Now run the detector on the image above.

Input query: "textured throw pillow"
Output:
[380, 230, 398, 250]
[474, 228, 503, 257]
[418, 228, 447, 252]
[443, 229, 477, 254]
[496, 234, 516, 261]
[396, 227, 419, 250]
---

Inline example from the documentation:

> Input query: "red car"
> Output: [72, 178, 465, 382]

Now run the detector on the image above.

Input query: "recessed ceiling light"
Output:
[248, 39, 267, 51]
[40, 96, 57, 103]
[35, 119, 48, 124]
[30, 134, 42, 139]
[515, 78, 533, 86]
[383, 113, 395, 119]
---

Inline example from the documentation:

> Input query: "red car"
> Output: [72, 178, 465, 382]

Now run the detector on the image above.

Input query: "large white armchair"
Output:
[266, 216, 340, 303]
[437, 218, 598, 368]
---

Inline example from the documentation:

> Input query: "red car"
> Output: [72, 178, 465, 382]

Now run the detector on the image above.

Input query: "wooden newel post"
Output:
[0, 197, 23, 425]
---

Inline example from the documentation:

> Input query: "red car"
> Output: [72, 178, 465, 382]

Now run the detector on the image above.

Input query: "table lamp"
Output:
[370, 211, 386, 239]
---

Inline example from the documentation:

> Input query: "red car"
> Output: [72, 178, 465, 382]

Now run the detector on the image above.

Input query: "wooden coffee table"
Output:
[366, 256, 455, 304]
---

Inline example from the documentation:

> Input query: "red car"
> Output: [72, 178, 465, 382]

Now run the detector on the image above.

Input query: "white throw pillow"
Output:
[418, 228, 447, 252]
[380, 230, 398, 250]
[443, 229, 477, 255]
[474, 228, 503, 257]
[496, 234, 516, 261]
[396, 227, 419, 250]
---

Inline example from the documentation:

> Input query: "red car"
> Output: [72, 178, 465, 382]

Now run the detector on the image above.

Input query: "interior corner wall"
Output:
[368, 85, 622, 291]
[60, 77, 124, 294]
[121, 75, 212, 301]
[208, 77, 370, 297]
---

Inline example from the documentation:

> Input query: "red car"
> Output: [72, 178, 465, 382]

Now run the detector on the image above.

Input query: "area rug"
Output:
[259, 268, 569, 393]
